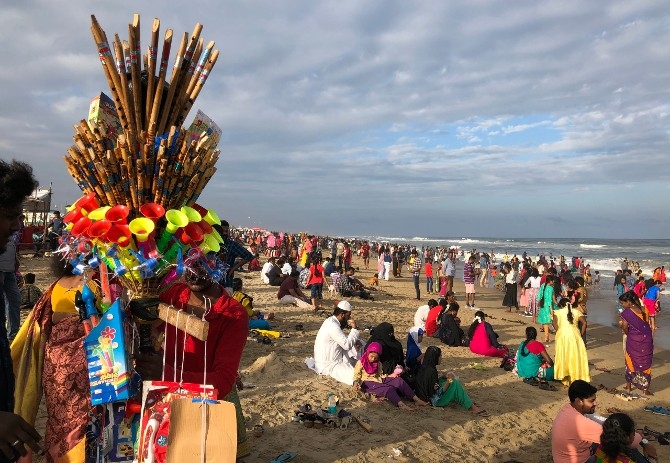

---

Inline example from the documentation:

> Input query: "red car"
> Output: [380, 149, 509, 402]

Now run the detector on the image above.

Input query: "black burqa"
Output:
[414, 345, 441, 402]
[438, 312, 464, 347]
[368, 322, 405, 375]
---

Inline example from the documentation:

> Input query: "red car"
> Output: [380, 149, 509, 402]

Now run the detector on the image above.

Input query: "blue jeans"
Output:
[426, 277, 433, 293]
[412, 274, 420, 299]
[0, 272, 21, 341]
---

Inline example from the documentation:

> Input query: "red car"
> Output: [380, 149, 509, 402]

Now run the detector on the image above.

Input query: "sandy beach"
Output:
[19, 254, 670, 463]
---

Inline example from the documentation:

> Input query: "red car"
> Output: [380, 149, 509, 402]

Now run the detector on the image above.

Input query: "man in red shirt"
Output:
[361, 242, 370, 269]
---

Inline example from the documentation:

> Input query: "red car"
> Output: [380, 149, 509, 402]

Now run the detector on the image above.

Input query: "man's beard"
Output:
[339, 318, 348, 329]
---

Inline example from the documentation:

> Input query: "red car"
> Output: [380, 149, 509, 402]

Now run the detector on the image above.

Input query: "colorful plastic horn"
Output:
[199, 234, 220, 254]
[73, 193, 99, 215]
[180, 206, 202, 223]
[179, 223, 204, 245]
[105, 224, 136, 249]
[71, 217, 92, 237]
[106, 205, 130, 224]
[129, 217, 157, 258]
[63, 208, 85, 224]
[88, 220, 113, 240]
[196, 220, 213, 235]
[87, 206, 111, 221]
[140, 203, 166, 222]
[202, 208, 221, 226]
[210, 228, 225, 244]
[156, 209, 189, 253]
[191, 203, 208, 217]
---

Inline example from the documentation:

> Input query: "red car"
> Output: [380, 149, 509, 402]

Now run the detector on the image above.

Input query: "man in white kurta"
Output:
[260, 257, 275, 284]
[313, 300, 360, 385]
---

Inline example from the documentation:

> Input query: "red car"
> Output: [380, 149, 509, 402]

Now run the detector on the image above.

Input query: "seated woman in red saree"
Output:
[468, 311, 508, 358]
[618, 291, 653, 395]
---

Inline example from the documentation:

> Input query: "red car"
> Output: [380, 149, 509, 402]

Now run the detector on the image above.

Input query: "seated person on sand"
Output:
[369, 273, 379, 288]
[231, 277, 274, 330]
[277, 270, 313, 310]
[468, 311, 509, 358]
[313, 301, 362, 385]
[336, 267, 373, 300]
[414, 298, 438, 332]
[551, 380, 656, 463]
[515, 327, 554, 382]
[405, 327, 425, 377]
[260, 256, 275, 284]
[352, 342, 428, 411]
[368, 322, 406, 375]
[281, 257, 293, 276]
[268, 258, 287, 286]
[323, 257, 335, 276]
[248, 253, 261, 271]
[20, 272, 43, 311]
[414, 346, 490, 417]
[437, 301, 465, 347]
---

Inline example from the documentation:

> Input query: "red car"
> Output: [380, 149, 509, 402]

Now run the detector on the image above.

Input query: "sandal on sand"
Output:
[645, 406, 670, 416]
[538, 381, 557, 391]
[270, 451, 298, 463]
[253, 424, 264, 437]
[617, 392, 633, 402]
[523, 377, 540, 386]
[475, 409, 491, 417]
[294, 324, 304, 331]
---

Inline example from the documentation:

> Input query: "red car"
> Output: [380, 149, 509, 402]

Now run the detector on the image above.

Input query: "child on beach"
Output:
[369, 273, 379, 287]
[425, 261, 434, 294]
[19, 272, 42, 310]
[642, 279, 662, 331]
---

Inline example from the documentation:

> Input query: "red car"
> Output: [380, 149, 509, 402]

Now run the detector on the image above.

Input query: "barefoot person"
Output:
[352, 342, 428, 410]
[618, 291, 654, 396]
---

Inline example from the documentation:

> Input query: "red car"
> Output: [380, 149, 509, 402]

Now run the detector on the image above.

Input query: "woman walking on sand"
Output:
[502, 263, 519, 312]
[618, 291, 653, 395]
[537, 275, 559, 343]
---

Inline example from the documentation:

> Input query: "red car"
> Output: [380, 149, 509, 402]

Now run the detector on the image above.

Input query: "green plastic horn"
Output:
[199, 234, 220, 254]
[156, 209, 189, 253]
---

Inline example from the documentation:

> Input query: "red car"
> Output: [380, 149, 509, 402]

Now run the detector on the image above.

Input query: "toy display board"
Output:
[137, 381, 217, 463]
[102, 402, 141, 462]
[85, 298, 132, 405]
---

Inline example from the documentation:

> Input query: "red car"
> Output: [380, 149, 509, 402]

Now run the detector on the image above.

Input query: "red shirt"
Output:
[425, 305, 443, 336]
[159, 283, 249, 397]
[424, 262, 433, 278]
[307, 264, 325, 285]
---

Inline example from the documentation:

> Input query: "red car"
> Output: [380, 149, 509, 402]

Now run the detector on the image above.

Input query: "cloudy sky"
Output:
[1, 1, 668, 239]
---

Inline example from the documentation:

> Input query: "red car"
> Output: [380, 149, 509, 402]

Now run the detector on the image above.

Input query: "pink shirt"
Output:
[551, 403, 642, 463]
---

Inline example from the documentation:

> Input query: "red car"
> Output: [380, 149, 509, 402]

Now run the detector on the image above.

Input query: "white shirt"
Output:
[314, 316, 359, 375]
[281, 263, 292, 275]
[527, 276, 542, 289]
[261, 262, 273, 284]
[413, 304, 431, 330]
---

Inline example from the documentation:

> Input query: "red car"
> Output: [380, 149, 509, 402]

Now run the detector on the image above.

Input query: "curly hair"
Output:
[600, 413, 635, 460]
[0, 159, 38, 209]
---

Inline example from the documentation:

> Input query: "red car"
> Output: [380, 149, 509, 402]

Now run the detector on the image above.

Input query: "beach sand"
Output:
[19, 255, 670, 463]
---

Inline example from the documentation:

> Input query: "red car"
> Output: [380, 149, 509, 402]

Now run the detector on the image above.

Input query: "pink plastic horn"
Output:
[140, 202, 166, 222]
[106, 205, 130, 224]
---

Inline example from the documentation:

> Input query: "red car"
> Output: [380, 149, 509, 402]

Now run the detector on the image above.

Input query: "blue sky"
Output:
[1, 1, 668, 239]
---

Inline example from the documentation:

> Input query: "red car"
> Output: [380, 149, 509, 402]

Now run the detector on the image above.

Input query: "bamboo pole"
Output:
[148, 29, 173, 140]
[145, 18, 160, 129]
[129, 17, 143, 135]
[157, 32, 187, 135]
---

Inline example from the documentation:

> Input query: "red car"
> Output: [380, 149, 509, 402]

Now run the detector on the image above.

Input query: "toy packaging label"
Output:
[102, 402, 140, 463]
[185, 109, 222, 147]
[85, 299, 131, 405]
[87, 91, 123, 143]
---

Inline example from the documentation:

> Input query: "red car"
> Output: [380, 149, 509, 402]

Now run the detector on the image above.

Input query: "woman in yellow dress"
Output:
[552, 297, 590, 386]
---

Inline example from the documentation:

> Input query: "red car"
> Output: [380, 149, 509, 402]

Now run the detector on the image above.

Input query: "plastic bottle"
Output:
[327, 393, 337, 415]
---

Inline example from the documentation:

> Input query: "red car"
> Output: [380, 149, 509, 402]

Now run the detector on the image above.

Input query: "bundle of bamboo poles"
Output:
[63, 13, 220, 212]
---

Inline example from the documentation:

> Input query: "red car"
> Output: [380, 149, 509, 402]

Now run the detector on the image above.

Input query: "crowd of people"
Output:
[1, 159, 666, 462]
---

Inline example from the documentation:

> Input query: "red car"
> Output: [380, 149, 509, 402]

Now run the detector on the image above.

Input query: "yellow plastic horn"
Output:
[157, 209, 189, 253]
[210, 229, 225, 244]
[180, 206, 202, 223]
[87, 206, 111, 221]
[128, 217, 155, 243]
[199, 234, 220, 254]
[203, 209, 221, 226]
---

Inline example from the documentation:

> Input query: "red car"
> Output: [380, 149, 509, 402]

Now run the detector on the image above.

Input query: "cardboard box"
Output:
[88, 92, 123, 143]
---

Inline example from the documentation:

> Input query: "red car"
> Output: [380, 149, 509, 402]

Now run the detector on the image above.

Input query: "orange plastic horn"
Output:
[180, 222, 204, 245]
[73, 193, 99, 214]
[106, 224, 134, 248]
[88, 220, 113, 240]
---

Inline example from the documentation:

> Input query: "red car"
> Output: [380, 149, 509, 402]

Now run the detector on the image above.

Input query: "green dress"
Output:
[537, 285, 555, 325]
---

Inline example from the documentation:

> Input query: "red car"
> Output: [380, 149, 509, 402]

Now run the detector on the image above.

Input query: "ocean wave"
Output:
[453, 239, 482, 244]
[580, 244, 606, 249]
[411, 237, 430, 241]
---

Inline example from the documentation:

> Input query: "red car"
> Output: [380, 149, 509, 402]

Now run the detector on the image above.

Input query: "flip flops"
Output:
[645, 406, 670, 416]
[538, 380, 557, 391]
[475, 409, 491, 417]
[523, 377, 540, 386]
[271, 451, 298, 462]
[642, 427, 670, 445]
